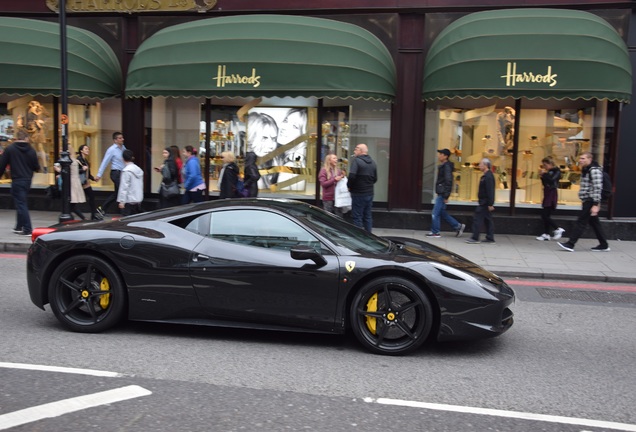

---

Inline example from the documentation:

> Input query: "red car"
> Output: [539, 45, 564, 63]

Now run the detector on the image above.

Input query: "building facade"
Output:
[0, 1, 634, 221]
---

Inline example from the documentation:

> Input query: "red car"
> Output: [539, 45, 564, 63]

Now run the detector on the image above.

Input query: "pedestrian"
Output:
[427, 148, 465, 238]
[536, 156, 565, 241]
[242, 150, 261, 197]
[348, 143, 377, 232]
[182, 145, 206, 204]
[77, 144, 102, 220]
[466, 158, 495, 244]
[558, 152, 609, 252]
[95, 132, 126, 215]
[53, 149, 87, 220]
[218, 151, 239, 199]
[0, 128, 40, 236]
[170, 145, 183, 184]
[117, 149, 144, 216]
[156, 146, 180, 208]
[319, 153, 345, 216]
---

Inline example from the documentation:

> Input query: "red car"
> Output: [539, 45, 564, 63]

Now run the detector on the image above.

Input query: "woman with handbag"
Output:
[54, 148, 87, 220]
[77, 144, 101, 220]
[319, 153, 345, 216]
[156, 147, 181, 208]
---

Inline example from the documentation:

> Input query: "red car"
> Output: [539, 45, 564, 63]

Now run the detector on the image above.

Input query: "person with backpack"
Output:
[558, 152, 609, 252]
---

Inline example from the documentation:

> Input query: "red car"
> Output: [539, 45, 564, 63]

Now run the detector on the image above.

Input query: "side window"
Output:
[208, 210, 322, 252]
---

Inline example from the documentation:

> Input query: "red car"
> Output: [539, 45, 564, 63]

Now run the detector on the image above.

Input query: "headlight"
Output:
[431, 262, 502, 294]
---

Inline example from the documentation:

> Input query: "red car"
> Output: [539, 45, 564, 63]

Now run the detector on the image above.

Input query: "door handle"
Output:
[193, 254, 210, 262]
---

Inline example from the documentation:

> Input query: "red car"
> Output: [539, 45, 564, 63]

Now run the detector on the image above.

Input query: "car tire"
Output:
[350, 276, 433, 355]
[48, 255, 126, 333]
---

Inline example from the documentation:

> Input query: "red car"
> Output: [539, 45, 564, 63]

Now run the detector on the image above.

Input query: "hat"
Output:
[437, 149, 451, 157]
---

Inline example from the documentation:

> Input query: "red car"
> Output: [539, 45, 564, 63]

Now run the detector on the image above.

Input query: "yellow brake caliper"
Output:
[99, 277, 111, 309]
[365, 292, 378, 335]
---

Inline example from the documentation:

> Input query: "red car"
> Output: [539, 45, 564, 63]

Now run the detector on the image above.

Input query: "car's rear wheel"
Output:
[48, 256, 126, 332]
[350, 277, 433, 355]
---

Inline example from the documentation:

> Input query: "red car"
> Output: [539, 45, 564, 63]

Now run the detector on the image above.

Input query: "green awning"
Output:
[423, 9, 632, 103]
[0, 17, 121, 99]
[125, 15, 396, 102]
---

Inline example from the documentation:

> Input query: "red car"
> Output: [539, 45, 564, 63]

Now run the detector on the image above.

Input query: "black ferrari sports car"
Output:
[27, 199, 514, 355]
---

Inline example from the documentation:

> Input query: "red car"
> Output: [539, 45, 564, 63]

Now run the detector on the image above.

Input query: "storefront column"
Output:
[388, 14, 425, 210]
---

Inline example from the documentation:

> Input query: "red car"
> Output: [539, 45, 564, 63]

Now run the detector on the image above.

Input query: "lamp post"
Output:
[58, 0, 72, 222]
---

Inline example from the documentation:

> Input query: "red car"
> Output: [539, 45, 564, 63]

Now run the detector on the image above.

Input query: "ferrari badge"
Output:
[345, 261, 356, 272]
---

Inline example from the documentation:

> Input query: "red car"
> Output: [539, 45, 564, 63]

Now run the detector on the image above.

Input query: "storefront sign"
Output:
[46, 0, 216, 13]
[214, 65, 261, 88]
[500, 62, 558, 88]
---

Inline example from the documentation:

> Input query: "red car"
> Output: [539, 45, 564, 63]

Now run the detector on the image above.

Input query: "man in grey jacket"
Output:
[117, 150, 144, 216]
[348, 143, 377, 232]
[427, 148, 465, 238]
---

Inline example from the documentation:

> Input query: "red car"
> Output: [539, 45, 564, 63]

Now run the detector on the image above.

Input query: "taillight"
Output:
[31, 227, 57, 242]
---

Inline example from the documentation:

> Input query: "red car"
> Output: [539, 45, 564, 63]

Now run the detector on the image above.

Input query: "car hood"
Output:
[383, 236, 502, 283]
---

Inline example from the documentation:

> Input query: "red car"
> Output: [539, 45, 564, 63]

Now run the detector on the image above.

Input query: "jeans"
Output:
[470, 205, 494, 241]
[11, 178, 32, 233]
[322, 200, 343, 218]
[101, 169, 121, 214]
[182, 189, 203, 204]
[351, 194, 373, 232]
[567, 200, 608, 247]
[431, 195, 460, 234]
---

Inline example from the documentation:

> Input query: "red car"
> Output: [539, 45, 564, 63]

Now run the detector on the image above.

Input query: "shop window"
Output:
[424, 101, 611, 209]
[0, 97, 115, 191]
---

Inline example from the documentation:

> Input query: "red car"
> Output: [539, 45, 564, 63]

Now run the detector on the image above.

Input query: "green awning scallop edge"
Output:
[125, 14, 396, 102]
[0, 17, 121, 99]
[423, 9, 632, 103]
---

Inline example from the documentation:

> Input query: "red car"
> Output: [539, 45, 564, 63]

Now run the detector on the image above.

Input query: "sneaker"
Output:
[482, 238, 496, 244]
[558, 241, 575, 252]
[465, 238, 480, 244]
[552, 227, 565, 240]
[426, 232, 441, 238]
[17, 230, 32, 237]
[591, 245, 611, 252]
[455, 223, 466, 238]
[536, 234, 550, 241]
[12, 227, 22, 234]
[96, 206, 105, 217]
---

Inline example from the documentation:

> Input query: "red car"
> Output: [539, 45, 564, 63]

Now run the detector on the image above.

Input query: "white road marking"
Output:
[0, 362, 121, 377]
[0, 385, 151, 430]
[364, 398, 636, 432]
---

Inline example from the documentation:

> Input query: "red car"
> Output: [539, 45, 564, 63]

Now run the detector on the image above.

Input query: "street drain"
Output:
[536, 288, 636, 304]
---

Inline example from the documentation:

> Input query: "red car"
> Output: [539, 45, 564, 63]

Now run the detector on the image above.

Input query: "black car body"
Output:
[27, 199, 514, 355]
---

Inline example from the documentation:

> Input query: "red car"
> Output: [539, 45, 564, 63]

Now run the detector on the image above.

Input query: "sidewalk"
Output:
[2, 210, 636, 283]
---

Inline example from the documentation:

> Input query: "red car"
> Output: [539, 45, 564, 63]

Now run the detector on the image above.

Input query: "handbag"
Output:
[160, 181, 180, 199]
[334, 177, 352, 213]
[79, 171, 88, 185]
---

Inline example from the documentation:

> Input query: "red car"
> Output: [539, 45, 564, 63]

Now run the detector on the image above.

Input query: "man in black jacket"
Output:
[0, 128, 40, 236]
[466, 158, 495, 244]
[348, 143, 377, 232]
[427, 148, 465, 238]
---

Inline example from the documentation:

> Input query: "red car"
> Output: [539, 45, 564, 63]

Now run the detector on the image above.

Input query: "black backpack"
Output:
[601, 170, 612, 202]
[591, 167, 612, 202]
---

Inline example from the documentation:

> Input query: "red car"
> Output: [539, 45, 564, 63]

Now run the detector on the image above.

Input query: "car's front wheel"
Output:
[48, 255, 126, 332]
[350, 277, 433, 355]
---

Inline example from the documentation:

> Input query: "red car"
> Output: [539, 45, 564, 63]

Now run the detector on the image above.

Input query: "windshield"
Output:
[288, 205, 391, 254]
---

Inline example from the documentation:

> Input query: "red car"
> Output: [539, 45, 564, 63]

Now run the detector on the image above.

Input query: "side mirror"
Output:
[290, 246, 327, 267]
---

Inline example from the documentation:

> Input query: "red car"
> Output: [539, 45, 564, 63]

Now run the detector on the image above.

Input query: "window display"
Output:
[425, 102, 610, 209]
